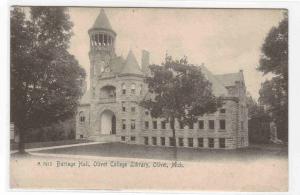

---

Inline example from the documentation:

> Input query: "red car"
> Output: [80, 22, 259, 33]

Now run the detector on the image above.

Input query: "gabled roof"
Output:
[91, 9, 114, 32]
[200, 65, 228, 96]
[215, 72, 242, 87]
[120, 50, 143, 75]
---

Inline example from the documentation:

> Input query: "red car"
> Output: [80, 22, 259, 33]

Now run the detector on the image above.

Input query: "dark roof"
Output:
[200, 65, 228, 96]
[91, 9, 114, 32]
[215, 72, 242, 87]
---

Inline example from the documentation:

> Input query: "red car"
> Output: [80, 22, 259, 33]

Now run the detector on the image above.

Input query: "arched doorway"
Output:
[100, 110, 116, 135]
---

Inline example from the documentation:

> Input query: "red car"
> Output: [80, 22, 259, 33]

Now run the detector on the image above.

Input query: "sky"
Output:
[68, 7, 284, 100]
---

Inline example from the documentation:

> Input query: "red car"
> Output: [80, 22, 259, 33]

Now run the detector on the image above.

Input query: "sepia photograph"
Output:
[9, 6, 288, 191]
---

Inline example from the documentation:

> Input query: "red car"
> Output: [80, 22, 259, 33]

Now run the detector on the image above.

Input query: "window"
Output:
[131, 120, 136, 130]
[145, 121, 149, 129]
[161, 121, 166, 129]
[121, 136, 126, 141]
[178, 138, 184, 147]
[179, 121, 184, 129]
[131, 106, 136, 112]
[144, 137, 149, 145]
[122, 101, 126, 112]
[122, 83, 126, 94]
[131, 136, 136, 142]
[80, 135, 83, 139]
[219, 120, 226, 130]
[208, 138, 214, 148]
[80, 116, 85, 122]
[122, 119, 126, 130]
[140, 84, 143, 95]
[153, 121, 157, 129]
[241, 137, 245, 145]
[169, 137, 175, 146]
[79, 112, 85, 123]
[209, 120, 215, 130]
[241, 121, 244, 130]
[92, 87, 95, 97]
[198, 120, 204, 129]
[152, 137, 157, 145]
[188, 122, 194, 129]
[131, 83, 136, 94]
[188, 138, 193, 147]
[220, 109, 226, 114]
[198, 138, 204, 147]
[161, 137, 165, 146]
[219, 138, 225, 148]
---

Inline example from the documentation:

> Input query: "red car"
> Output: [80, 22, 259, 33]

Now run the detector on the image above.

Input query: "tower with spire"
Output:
[88, 9, 117, 89]
[78, 9, 150, 141]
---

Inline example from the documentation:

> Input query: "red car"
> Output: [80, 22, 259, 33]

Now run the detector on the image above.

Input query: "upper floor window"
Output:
[122, 101, 126, 112]
[179, 121, 184, 129]
[122, 83, 126, 95]
[99, 85, 116, 99]
[145, 121, 149, 129]
[131, 119, 136, 130]
[198, 120, 204, 129]
[161, 121, 166, 129]
[219, 120, 226, 130]
[220, 109, 226, 114]
[153, 121, 157, 129]
[209, 120, 215, 130]
[131, 106, 136, 112]
[92, 87, 95, 97]
[188, 122, 194, 129]
[122, 119, 126, 130]
[79, 112, 85, 123]
[131, 83, 136, 94]
[140, 84, 143, 95]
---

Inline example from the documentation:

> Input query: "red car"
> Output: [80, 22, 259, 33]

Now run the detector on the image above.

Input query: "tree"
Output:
[258, 12, 288, 141]
[10, 7, 86, 153]
[259, 78, 288, 141]
[246, 93, 271, 143]
[246, 93, 266, 119]
[140, 55, 222, 156]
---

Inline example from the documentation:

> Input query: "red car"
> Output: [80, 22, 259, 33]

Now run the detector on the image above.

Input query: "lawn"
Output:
[10, 139, 92, 151]
[34, 142, 288, 162]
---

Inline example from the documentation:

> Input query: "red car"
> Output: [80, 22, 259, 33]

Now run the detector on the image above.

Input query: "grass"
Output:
[33, 142, 288, 162]
[10, 139, 91, 151]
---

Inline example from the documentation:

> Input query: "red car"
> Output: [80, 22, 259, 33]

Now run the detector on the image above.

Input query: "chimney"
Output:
[141, 50, 150, 75]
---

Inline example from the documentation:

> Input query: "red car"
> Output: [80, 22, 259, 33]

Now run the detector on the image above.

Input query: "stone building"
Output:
[76, 9, 249, 149]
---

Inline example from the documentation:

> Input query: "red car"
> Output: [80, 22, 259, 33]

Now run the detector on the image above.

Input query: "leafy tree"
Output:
[10, 7, 86, 153]
[140, 55, 222, 153]
[246, 93, 266, 119]
[258, 12, 288, 141]
[259, 78, 288, 141]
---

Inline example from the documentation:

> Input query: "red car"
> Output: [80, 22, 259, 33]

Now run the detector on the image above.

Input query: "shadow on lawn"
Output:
[33, 142, 288, 162]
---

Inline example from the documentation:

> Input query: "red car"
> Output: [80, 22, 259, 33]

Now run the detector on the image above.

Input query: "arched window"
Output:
[122, 83, 126, 95]
[131, 83, 136, 94]
[79, 112, 85, 123]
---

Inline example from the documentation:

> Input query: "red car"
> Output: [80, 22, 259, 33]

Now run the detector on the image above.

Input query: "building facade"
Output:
[76, 9, 249, 149]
